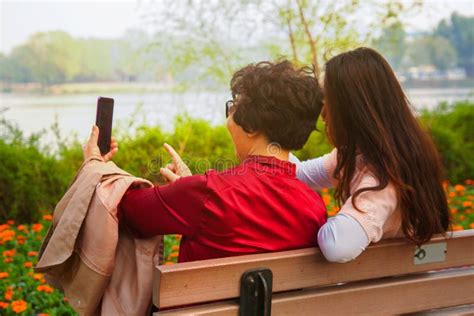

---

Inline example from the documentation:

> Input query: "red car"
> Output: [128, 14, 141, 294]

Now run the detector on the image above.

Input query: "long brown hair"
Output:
[323, 47, 450, 245]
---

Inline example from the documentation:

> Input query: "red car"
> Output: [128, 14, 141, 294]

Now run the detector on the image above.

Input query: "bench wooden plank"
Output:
[409, 304, 474, 315]
[155, 267, 474, 315]
[154, 230, 474, 308]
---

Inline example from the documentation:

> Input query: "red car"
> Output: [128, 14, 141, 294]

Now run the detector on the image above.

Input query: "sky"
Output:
[1, 0, 474, 54]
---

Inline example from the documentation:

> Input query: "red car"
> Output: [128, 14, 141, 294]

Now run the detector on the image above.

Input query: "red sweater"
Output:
[119, 155, 327, 263]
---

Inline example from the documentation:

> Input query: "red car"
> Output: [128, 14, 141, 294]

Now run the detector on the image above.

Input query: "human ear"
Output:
[247, 131, 259, 138]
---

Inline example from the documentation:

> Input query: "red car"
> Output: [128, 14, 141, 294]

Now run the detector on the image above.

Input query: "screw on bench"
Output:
[415, 247, 427, 260]
[240, 268, 273, 316]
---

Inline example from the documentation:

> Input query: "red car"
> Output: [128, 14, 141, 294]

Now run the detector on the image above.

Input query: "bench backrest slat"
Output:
[154, 230, 474, 309]
[155, 267, 474, 315]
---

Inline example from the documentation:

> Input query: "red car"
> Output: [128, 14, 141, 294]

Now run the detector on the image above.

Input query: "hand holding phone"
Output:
[82, 97, 118, 162]
[83, 125, 118, 162]
[96, 97, 114, 155]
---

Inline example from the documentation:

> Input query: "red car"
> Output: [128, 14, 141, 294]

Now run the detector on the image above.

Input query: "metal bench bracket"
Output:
[414, 242, 447, 265]
[240, 268, 273, 316]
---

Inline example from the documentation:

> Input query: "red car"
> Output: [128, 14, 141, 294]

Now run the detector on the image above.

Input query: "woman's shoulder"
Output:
[342, 169, 400, 243]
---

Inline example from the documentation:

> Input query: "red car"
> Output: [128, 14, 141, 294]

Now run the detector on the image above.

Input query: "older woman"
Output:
[86, 60, 327, 263]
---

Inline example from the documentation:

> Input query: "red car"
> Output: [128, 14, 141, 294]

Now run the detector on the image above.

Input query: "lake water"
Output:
[0, 88, 473, 143]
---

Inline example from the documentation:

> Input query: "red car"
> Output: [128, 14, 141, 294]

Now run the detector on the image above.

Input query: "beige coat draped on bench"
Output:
[35, 157, 163, 316]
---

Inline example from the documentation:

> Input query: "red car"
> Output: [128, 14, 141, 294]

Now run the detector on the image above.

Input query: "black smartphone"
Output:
[95, 97, 114, 156]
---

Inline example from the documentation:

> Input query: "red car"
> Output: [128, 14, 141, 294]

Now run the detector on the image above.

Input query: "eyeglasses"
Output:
[225, 100, 235, 118]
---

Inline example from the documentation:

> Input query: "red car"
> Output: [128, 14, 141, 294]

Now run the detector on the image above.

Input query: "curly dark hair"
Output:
[230, 60, 323, 150]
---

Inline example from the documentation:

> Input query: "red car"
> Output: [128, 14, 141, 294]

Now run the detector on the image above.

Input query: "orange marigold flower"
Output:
[0, 272, 9, 279]
[37, 285, 54, 293]
[470, 223, 474, 229]
[37, 314, 50, 316]
[3, 258, 13, 263]
[322, 194, 331, 205]
[454, 184, 465, 192]
[0, 302, 8, 309]
[6, 220, 14, 225]
[449, 208, 458, 215]
[0, 229, 16, 243]
[33, 273, 44, 281]
[3, 249, 15, 257]
[465, 179, 473, 185]
[0, 224, 9, 232]
[4, 286, 13, 301]
[11, 300, 27, 313]
[321, 188, 329, 193]
[448, 191, 456, 198]
[43, 214, 53, 221]
[24, 262, 33, 268]
[16, 225, 27, 232]
[462, 201, 472, 208]
[32, 223, 43, 232]
[459, 215, 465, 221]
[451, 225, 464, 231]
[171, 245, 180, 251]
[27, 251, 38, 257]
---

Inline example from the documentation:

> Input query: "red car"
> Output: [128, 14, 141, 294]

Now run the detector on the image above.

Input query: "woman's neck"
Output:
[247, 142, 290, 161]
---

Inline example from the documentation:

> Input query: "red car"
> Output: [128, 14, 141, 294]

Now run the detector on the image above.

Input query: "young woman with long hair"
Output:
[291, 47, 450, 262]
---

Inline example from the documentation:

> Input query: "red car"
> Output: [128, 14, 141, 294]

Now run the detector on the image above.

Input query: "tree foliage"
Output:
[0, 30, 159, 86]
[373, 21, 406, 69]
[142, 0, 421, 83]
[406, 35, 457, 71]
[435, 12, 474, 76]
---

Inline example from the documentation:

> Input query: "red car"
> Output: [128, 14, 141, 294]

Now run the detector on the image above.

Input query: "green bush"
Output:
[0, 100, 472, 223]
[0, 119, 76, 223]
[420, 101, 474, 183]
[0, 115, 238, 223]
[113, 115, 237, 183]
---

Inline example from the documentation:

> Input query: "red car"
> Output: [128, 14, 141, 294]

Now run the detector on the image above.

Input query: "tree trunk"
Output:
[295, 0, 319, 75]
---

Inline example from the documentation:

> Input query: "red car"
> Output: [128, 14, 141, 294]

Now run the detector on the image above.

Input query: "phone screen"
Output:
[95, 97, 114, 156]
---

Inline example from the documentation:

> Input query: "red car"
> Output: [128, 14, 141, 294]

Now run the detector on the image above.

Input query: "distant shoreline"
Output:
[1, 79, 473, 95]
[401, 78, 474, 89]
[0, 82, 185, 95]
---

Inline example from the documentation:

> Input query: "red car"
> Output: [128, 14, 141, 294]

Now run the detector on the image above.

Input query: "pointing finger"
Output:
[163, 143, 183, 164]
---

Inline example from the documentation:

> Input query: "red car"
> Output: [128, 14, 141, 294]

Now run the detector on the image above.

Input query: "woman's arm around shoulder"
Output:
[289, 149, 337, 190]
[317, 213, 369, 263]
[317, 180, 398, 262]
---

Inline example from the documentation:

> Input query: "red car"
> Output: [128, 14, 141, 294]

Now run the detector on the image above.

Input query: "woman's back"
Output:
[120, 155, 327, 263]
[293, 47, 450, 262]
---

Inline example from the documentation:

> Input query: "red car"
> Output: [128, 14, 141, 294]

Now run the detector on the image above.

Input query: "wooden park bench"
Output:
[152, 229, 474, 315]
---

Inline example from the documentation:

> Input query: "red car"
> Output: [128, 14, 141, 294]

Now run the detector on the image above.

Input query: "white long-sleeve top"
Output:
[290, 151, 401, 263]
